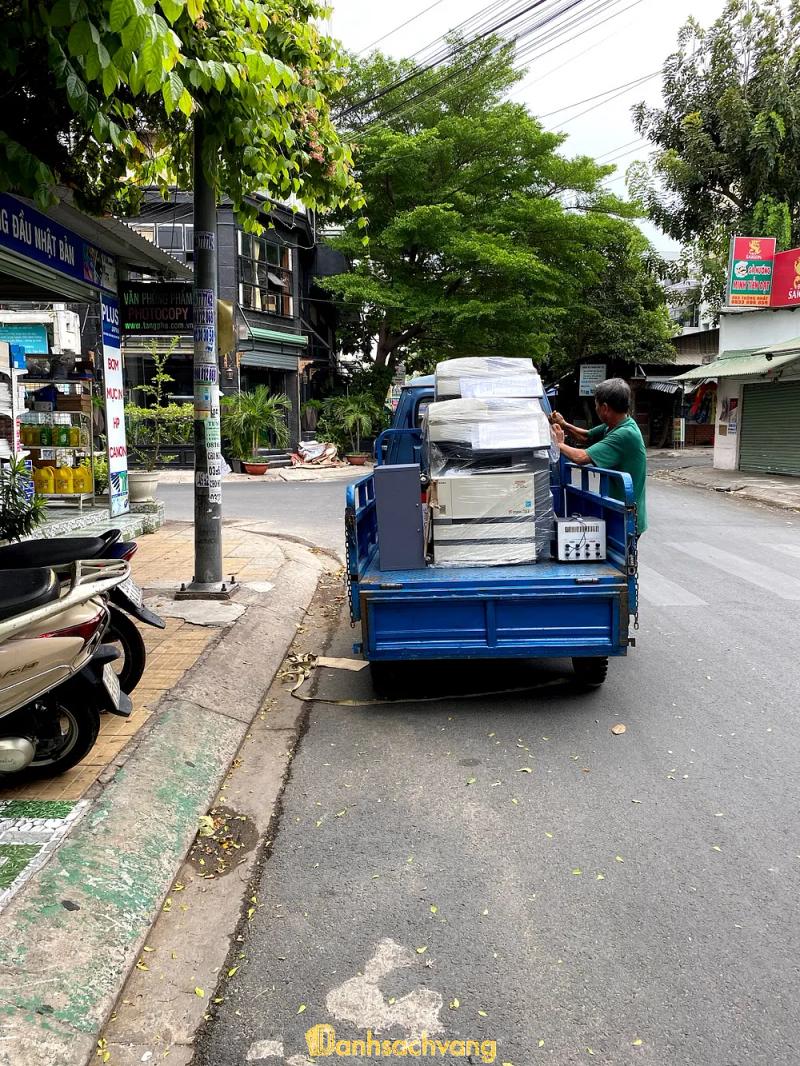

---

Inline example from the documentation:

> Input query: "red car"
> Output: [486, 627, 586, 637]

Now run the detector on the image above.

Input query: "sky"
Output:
[325, 0, 729, 256]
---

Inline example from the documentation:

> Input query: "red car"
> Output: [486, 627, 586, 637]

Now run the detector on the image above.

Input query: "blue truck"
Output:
[345, 376, 639, 691]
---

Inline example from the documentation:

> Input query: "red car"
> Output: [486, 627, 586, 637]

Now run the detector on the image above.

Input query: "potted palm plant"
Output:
[323, 393, 382, 465]
[221, 387, 290, 475]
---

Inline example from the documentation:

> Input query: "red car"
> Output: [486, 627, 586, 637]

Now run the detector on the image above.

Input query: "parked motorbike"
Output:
[0, 530, 165, 694]
[0, 559, 133, 779]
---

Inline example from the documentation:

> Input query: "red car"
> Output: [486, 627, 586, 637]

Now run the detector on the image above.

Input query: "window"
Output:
[156, 224, 185, 251]
[238, 232, 293, 318]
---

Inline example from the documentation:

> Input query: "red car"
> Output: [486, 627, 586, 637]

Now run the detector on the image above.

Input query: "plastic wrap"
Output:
[430, 471, 553, 566]
[435, 357, 543, 401]
[426, 398, 551, 471]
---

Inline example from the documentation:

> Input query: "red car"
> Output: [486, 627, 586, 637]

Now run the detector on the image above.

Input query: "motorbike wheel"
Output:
[105, 607, 147, 694]
[22, 686, 102, 778]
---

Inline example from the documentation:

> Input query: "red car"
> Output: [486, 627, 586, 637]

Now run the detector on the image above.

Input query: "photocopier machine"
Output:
[425, 358, 556, 567]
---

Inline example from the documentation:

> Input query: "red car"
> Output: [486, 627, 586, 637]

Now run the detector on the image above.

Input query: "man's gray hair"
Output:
[595, 377, 631, 414]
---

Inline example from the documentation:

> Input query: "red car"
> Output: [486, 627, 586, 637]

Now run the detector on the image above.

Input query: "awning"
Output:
[647, 380, 683, 395]
[672, 339, 800, 381]
[239, 314, 308, 372]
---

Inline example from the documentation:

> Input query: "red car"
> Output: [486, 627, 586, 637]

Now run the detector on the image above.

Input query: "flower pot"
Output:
[128, 470, 160, 502]
[242, 461, 269, 476]
[346, 454, 370, 466]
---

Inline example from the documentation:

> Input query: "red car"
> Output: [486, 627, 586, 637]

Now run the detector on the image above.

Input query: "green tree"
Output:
[324, 40, 673, 376]
[630, 0, 800, 307]
[0, 0, 360, 218]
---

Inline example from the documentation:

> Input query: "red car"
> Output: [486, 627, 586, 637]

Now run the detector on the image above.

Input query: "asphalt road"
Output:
[159, 477, 359, 557]
[195, 479, 800, 1066]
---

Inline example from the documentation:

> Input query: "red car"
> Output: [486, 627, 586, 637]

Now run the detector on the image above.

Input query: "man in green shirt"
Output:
[549, 377, 648, 534]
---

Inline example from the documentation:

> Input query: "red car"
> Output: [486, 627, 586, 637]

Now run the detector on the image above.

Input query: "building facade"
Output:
[123, 191, 341, 447]
[675, 307, 800, 475]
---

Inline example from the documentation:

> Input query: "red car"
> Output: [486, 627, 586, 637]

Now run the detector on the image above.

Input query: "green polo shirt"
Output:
[586, 417, 648, 534]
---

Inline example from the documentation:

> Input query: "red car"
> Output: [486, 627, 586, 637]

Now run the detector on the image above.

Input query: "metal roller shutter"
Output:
[740, 381, 800, 476]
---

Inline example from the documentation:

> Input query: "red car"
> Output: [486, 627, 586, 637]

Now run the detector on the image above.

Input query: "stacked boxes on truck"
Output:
[426, 359, 554, 566]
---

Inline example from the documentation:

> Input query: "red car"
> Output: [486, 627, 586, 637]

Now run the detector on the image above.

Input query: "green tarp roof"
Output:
[672, 338, 800, 381]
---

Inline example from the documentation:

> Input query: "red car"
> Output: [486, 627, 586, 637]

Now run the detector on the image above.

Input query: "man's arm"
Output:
[549, 411, 590, 446]
[551, 424, 591, 465]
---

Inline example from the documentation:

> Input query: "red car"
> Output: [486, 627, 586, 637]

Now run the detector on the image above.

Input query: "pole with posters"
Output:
[177, 117, 231, 599]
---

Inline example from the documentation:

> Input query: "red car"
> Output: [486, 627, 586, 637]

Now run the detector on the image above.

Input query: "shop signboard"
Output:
[726, 236, 776, 306]
[120, 281, 193, 335]
[0, 192, 116, 294]
[0, 322, 49, 355]
[769, 248, 800, 308]
[100, 294, 129, 517]
[579, 363, 606, 397]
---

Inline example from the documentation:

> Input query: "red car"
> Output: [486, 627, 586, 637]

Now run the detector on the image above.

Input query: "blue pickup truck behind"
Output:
[346, 376, 639, 689]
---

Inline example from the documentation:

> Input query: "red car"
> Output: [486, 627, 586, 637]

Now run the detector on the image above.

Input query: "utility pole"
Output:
[177, 116, 231, 599]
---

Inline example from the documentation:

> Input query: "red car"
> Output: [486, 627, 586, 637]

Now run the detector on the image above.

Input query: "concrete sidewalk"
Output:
[649, 448, 800, 512]
[0, 520, 337, 1066]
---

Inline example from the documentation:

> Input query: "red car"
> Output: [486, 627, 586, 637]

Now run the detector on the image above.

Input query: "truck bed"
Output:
[347, 465, 637, 663]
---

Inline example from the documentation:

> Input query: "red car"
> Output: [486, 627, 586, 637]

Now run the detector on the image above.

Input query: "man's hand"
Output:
[551, 423, 565, 446]
[549, 410, 566, 427]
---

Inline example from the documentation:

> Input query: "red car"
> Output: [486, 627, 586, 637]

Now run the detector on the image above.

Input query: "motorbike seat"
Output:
[0, 568, 60, 622]
[0, 536, 109, 570]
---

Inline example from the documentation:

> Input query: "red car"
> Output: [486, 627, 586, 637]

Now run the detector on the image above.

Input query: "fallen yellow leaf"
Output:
[388, 997, 396, 1005]
[572, 868, 582, 876]
[466, 777, 476, 785]
[227, 967, 238, 977]
[596, 873, 605, 881]
[297, 1004, 307, 1014]
[416, 946, 427, 954]
[545, 832, 553, 839]
[449, 998, 460, 1009]
[430, 905, 438, 914]
[194, 988, 204, 998]
[335, 809, 347, 817]
[478, 1010, 488, 1017]
[511, 798, 519, 805]
[615, 855, 625, 863]
[538, 1039, 545, 1047]
[632, 1038, 643, 1046]
[712, 845, 722, 852]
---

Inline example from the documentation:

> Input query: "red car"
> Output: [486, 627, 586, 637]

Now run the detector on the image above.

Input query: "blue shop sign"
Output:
[0, 322, 49, 355]
[0, 193, 117, 294]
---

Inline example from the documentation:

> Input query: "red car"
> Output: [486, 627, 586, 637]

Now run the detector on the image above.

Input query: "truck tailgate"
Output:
[359, 558, 628, 660]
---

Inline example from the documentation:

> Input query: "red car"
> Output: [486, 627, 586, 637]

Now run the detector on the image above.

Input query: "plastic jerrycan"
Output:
[55, 465, 74, 494]
[34, 466, 56, 494]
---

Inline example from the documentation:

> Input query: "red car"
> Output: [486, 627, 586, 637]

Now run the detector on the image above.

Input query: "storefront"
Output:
[673, 337, 800, 475]
[238, 320, 307, 446]
[0, 191, 190, 520]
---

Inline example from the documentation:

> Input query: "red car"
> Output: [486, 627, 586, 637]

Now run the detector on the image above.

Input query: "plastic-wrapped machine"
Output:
[434, 357, 544, 401]
[425, 398, 556, 564]
[426, 398, 552, 475]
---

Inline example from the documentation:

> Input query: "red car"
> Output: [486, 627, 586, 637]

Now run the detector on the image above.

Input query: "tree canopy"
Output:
[324, 41, 674, 378]
[631, 0, 800, 306]
[0, 0, 360, 218]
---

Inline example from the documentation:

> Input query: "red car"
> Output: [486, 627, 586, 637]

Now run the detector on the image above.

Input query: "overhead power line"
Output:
[595, 135, 648, 160]
[538, 69, 659, 118]
[341, 0, 568, 119]
[546, 69, 659, 129]
[358, 0, 451, 55]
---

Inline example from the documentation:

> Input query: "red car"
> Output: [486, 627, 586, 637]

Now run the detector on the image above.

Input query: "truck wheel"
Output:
[369, 662, 400, 699]
[572, 656, 609, 688]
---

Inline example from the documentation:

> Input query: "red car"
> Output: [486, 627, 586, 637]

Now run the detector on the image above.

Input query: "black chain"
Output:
[345, 510, 357, 628]
[628, 504, 640, 632]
